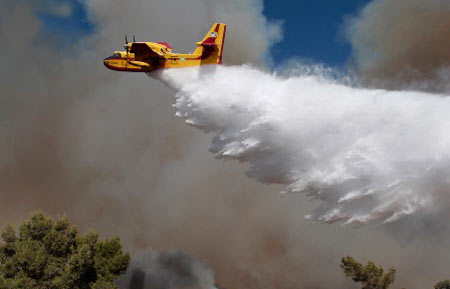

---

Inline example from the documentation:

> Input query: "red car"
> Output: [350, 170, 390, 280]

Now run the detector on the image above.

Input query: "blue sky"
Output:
[39, 0, 92, 41]
[39, 0, 371, 66]
[264, 0, 371, 66]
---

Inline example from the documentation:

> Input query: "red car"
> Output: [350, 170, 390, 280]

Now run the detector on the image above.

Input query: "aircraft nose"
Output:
[103, 59, 113, 69]
[103, 56, 111, 66]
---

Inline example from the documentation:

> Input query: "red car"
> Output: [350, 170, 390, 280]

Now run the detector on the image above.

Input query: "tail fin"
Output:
[193, 23, 227, 64]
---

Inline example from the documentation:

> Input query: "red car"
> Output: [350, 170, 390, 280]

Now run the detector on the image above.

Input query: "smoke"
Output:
[346, 0, 450, 92]
[117, 250, 216, 289]
[46, 2, 73, 17]
[84, 0, 282, 65]
[0, 0, 282, 224]
[2, 0, 450, 288]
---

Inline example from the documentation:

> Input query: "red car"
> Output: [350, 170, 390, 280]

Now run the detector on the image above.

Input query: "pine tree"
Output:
[435, 280, 450, 289]
[340, 255, 396, 289]
[0, 211, 129, 289]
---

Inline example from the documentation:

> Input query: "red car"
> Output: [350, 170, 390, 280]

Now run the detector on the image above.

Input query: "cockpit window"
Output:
[104, 53, 122, 60]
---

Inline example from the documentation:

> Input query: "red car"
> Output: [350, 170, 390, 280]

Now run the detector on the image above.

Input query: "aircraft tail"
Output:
[194, 23, 227, 64]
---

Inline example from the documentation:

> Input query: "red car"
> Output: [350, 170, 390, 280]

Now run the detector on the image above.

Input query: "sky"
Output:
[39, 0, 371, 67]
[38, 0, 92, 41]
[264, 0, 371, 66]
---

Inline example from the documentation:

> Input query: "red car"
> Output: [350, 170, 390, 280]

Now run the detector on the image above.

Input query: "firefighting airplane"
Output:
[104, 23, 227, 72]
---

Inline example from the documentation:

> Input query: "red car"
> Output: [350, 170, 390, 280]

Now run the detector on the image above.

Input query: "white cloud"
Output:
[46, 1, 72, 17]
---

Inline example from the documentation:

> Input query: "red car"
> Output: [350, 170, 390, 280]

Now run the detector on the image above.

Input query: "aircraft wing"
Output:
[130, 43, 165, 59]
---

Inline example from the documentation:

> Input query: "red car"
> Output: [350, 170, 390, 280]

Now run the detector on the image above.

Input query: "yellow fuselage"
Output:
[103, 48, 219, 72]
[104, 23, 227, 72]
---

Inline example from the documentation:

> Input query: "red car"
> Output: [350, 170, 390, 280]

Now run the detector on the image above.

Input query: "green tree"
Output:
[435, 280, 450, 289]
[0, 211, 130, 289]
[340, 255, 396, 289]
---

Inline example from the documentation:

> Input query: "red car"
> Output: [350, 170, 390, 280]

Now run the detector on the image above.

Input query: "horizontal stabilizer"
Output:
[197, 23, 225, 47]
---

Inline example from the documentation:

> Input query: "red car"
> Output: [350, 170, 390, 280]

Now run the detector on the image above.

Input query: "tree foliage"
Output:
[340, 256, 396, 289]
[435, 280, 450, 289]
[0, 211, 130, 289]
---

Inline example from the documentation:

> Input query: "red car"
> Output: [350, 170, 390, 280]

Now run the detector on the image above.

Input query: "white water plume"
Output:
[155, 65, 450, 226]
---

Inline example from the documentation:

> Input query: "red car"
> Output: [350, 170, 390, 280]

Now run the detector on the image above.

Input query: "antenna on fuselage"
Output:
[133, 35, 136, 42]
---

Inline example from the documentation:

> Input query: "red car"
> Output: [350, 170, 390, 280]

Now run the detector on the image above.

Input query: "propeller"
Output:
[124, 35, 129, 56]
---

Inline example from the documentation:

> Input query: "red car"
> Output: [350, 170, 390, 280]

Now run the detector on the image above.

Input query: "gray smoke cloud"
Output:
[346, 0, 450, 92]
[84, 0, 282, 65]
[2, 0, 450, 289]
[117, 250, 216, 289]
